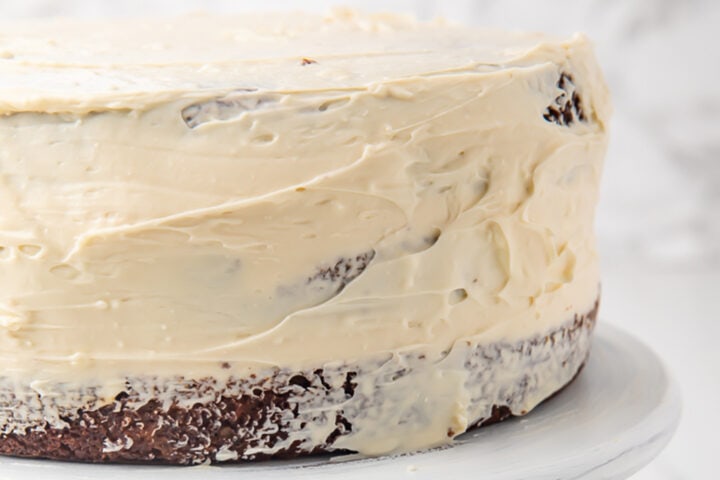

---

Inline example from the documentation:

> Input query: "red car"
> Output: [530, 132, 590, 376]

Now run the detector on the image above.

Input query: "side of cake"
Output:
[0, 11, 610, 464]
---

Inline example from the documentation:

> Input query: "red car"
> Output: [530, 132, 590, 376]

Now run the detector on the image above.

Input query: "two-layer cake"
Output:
[0, 10, 610, 464]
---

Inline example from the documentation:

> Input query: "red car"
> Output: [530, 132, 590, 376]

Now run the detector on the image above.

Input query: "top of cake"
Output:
[1, 9, 581, 113]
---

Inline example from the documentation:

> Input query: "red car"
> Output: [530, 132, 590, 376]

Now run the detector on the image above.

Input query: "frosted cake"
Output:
[0, 10, 610, 464]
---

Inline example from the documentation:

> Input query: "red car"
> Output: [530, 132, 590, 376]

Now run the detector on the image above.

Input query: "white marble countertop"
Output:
[601, 265, 718, 479]
[1, 1, 718, 477]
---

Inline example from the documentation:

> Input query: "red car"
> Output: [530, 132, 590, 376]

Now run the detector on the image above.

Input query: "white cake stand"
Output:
[0, 323, 681, 480]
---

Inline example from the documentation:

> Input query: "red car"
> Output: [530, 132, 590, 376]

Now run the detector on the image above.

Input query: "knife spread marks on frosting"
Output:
[0, 9, 610, 459]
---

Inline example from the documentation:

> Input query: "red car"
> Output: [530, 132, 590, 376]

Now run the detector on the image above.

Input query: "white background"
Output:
[1, 1, 718, 478]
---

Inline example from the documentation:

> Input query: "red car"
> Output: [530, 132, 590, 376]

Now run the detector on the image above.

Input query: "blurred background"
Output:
[2, 1, 717, 478]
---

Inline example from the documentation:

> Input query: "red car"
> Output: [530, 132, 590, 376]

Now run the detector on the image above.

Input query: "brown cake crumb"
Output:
[543, 72, 587, 126]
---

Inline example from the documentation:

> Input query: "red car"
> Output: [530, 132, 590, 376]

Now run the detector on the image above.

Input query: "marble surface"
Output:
[1, 1, 718, 478]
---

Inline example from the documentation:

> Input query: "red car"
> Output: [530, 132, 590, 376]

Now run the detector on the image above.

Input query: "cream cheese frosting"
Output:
[0, 10, 610, 457]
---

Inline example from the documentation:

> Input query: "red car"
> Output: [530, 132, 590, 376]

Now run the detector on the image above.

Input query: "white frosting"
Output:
[0, 10, 609, 401]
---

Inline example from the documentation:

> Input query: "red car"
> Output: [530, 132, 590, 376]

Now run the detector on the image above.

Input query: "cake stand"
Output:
[0, 323, 681, 480]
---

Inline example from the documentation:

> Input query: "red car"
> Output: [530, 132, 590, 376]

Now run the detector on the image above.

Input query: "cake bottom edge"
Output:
[0, 300, 598, 465]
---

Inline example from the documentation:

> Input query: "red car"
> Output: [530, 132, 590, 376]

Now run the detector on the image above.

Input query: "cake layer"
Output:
[0, 11, 609, 382]
[0, 301, 597, 464]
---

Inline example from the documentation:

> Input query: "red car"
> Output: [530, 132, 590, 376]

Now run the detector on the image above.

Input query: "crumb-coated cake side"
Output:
[0, 10, 610, 464]
[0, 302, 597, 464]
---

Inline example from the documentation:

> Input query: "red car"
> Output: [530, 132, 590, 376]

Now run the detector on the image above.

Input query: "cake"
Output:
[0, 10, 610, 464]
